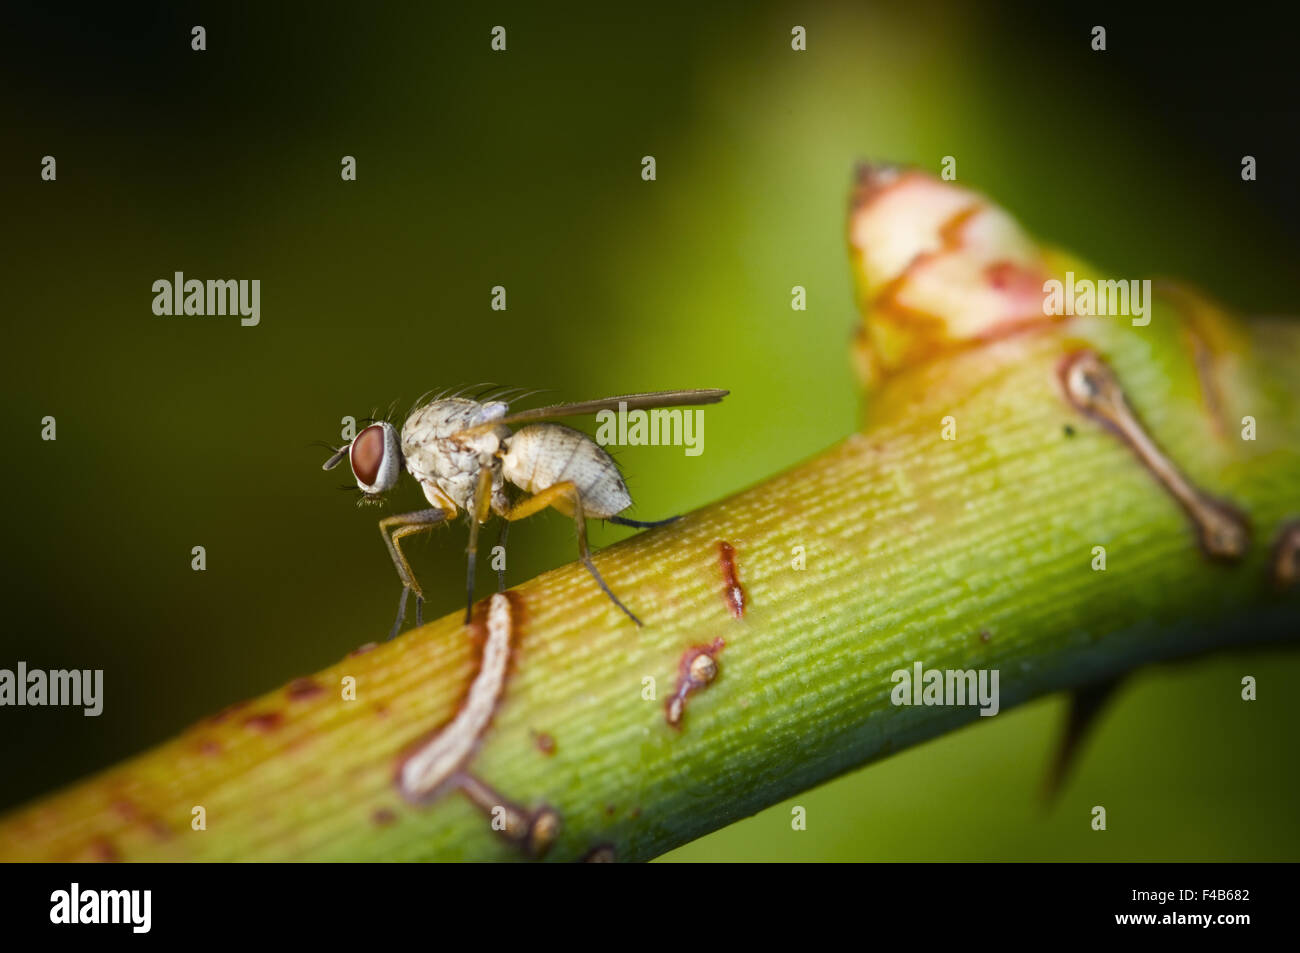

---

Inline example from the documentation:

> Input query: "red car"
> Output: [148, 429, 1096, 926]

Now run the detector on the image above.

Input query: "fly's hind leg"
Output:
[379, 508, 447, 639]
[608, 514, 680, 529]
[463, 467, 495, 624]
[504, 482, 643, 627]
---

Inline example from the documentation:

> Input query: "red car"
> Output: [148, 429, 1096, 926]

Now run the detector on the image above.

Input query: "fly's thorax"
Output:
[401, 397, 511, 512]
[500, 423, 632, 519]
[401, 397, 508, 450]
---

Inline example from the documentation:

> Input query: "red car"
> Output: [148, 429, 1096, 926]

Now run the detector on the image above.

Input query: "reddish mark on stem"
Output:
[112, 799, 169, 841]
[89, 837, 120, 863]
[348, 642, 378, 657]
[533, 731, 556, 756]
[718, 541, 747, 618]
[197, 738, 222, 756]
[665, 638, 725, 729]
[287, 678, 324, 701]
[372, 807, 397, 827]
[243, 711, 284, 733]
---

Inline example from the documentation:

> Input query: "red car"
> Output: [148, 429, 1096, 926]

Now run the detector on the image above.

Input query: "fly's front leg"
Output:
[379, 508, 446, 639]
[463, 467, 495, 624]
[504, 482, 643, 627]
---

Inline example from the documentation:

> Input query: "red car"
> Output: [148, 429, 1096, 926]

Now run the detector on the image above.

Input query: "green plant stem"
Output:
[2, 298, 1297, 862]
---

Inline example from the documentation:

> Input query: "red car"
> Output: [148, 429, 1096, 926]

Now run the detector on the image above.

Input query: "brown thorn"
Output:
[1058, 349, 1250, 562]
[454, 773, 560, 859]
[1043, 677, 1124, 801]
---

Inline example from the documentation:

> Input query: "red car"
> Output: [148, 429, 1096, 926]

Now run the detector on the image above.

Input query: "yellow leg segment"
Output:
[378, 508, 447, 639]
[505, 482, 642, 626]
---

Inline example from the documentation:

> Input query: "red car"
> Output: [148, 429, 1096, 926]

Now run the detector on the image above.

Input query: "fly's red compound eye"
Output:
[350, 425, 385, 487]
[349, 422, 401, 495]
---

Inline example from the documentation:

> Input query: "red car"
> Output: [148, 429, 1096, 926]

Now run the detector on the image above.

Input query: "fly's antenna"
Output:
[314, 439, 350, 471]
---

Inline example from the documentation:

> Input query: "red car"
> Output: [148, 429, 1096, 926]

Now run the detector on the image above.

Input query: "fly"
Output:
[322, 387, 729, 638]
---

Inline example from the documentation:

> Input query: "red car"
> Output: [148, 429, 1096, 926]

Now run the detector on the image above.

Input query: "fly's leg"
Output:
[608, 514, 680, 529]
[491, 484, 515, 592]
[494, 519, 510, 592]
[504, 481, 643, 627]
[463, 467, 495, 624]
[379, 508, 446, 639]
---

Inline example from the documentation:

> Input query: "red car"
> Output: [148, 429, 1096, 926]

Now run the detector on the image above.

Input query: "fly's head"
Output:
[322, 420, 404, 503]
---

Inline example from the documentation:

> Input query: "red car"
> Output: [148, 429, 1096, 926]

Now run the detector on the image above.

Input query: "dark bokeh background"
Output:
[2, 2, 1297, 859]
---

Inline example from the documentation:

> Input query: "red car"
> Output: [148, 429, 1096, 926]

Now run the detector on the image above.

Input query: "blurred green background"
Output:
[2, 2, 1297, 860]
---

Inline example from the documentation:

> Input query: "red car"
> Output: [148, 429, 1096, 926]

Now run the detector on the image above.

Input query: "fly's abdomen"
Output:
[501, 424, 631, 519]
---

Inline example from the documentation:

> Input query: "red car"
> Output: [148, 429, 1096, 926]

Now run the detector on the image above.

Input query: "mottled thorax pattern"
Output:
[401, 398, 510, 513]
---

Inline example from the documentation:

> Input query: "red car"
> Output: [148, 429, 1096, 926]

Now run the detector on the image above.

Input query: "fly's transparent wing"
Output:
[450, 388, 729, 439]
